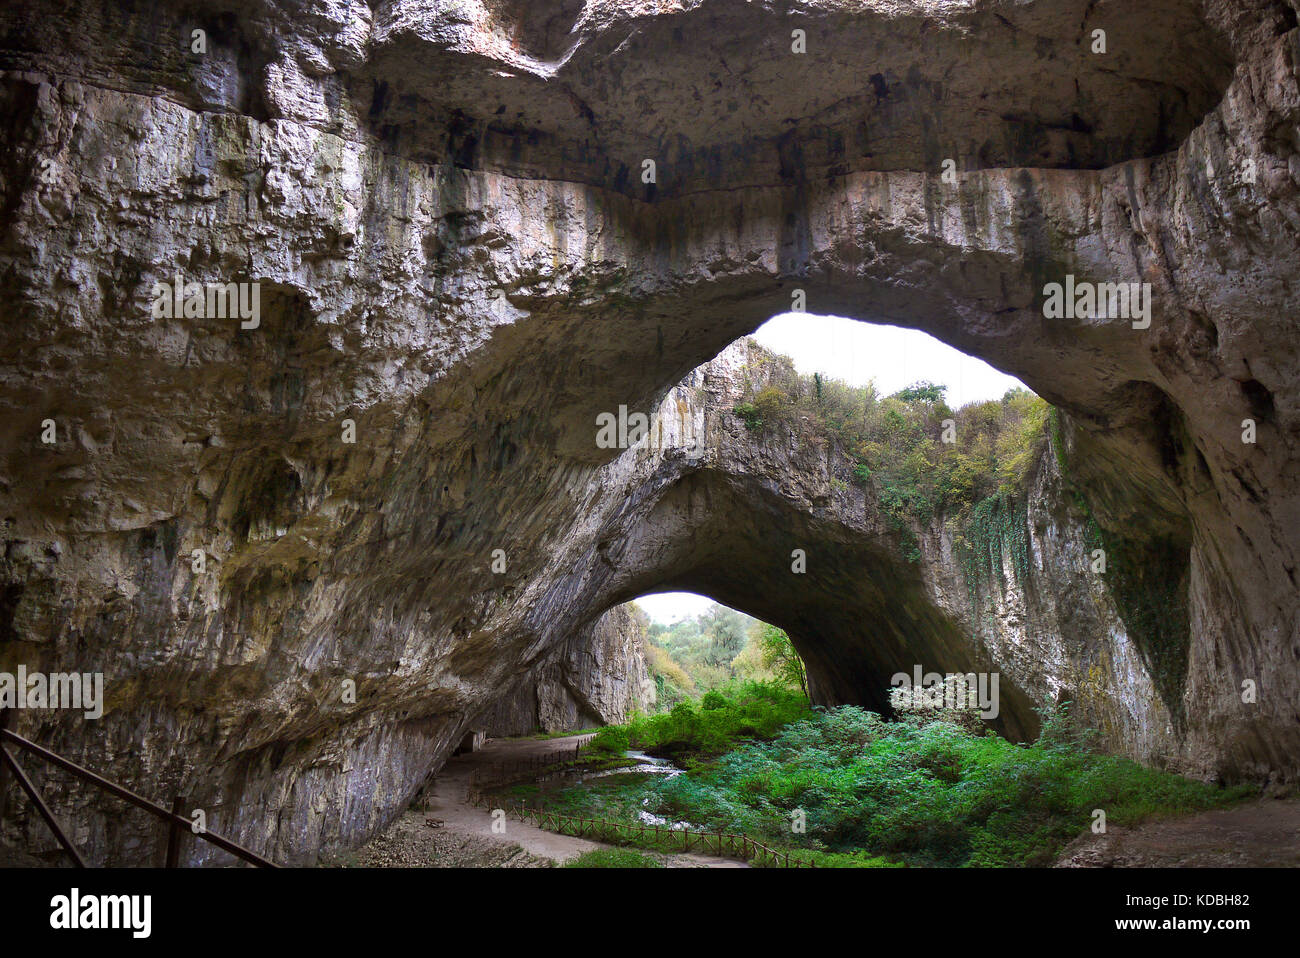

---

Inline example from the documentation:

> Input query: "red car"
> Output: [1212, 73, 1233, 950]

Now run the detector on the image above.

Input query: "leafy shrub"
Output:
[700, 689, 728, 710]
[751, 386, 789, 426]
[590, 725, 630, 754]
[733, 402, 763, 431]
[559, 704, 1255, 868]
[1033, 698, 1098, 753]
[749, 624, 807, 695]
[887, 674, 985, 734]
[607, 681, 810, 761]
[895, 380, 947, 404]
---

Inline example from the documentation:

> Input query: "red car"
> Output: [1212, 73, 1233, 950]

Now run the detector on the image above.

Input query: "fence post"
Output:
[164, 794, 185, 868]
[0, 708, 9, 818]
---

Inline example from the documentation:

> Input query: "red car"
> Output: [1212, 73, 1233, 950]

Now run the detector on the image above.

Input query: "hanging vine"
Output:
[957, 492, 1030, 615]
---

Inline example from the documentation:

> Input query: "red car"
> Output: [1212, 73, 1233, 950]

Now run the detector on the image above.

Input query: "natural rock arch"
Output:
[504, 340, 1173, 754]
[580, 466, 1045, 741]
[0, 0, 1296, 865]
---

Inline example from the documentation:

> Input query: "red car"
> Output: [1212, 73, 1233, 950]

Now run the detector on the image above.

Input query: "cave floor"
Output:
[332, 739, 1300, 868]
[330, 734, 746, 868]
[1055, 798, 1300, 867]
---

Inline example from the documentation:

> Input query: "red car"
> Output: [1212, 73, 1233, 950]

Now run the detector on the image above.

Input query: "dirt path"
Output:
[334, 734, 747, 868]
[1055, 798, 1300, 867]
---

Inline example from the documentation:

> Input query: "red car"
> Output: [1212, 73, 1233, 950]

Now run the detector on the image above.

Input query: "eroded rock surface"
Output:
[0, 0, 1297, 864]
[482, 603, 656, 735]
[573, 341, 1169, 752]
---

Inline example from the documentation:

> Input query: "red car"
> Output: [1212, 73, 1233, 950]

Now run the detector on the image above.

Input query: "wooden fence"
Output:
[466, 741, 814, 868]
[469, 734, 597, 791]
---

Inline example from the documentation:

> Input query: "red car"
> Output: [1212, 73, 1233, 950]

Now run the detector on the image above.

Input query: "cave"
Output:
[0, 0, 1296, 881]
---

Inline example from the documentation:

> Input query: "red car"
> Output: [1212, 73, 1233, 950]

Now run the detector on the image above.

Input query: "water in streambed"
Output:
[621, 750, 682, 776]
[617, 751, 695, 828]
[493, 749, 696, 829]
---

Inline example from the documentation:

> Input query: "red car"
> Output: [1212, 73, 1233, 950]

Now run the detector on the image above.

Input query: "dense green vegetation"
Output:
[644, 603, 758, 703]
[732, 345, 1049, 563]
[555, 690, 1254, 868]
[590, 680, 810, 761]
[641, 602, 806, 708]
[736, 623, 807, 696]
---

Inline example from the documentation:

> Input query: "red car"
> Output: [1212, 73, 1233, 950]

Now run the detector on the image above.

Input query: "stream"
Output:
[622, 750, 682, 776]
[495, 748, 697, 829]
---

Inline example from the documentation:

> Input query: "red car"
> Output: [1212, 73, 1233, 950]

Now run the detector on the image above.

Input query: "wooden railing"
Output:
[469, 734, 597, 790]
[0, 709, 276, 867]
[470, 794, 815, 868]
[466, 738, 815, 868]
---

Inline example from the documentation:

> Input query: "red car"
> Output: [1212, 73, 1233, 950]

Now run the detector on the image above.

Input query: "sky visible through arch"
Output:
[639, 315, 1029, 624]
[753, 313, 1027, 410]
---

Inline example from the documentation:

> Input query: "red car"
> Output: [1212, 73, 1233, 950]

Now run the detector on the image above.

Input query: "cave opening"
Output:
[630, 591, 804, 708]
[554, 315, 1051, 742]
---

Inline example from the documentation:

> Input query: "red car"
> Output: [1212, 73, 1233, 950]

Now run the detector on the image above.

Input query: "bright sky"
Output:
[635, 316, 1030, 624]
[636, 592, 718, 624]
[752, 313, 1026, 409]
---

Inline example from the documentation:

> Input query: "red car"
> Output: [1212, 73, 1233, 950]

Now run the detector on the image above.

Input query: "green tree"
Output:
[698, 604, 750, 666]
[756, 624, 808, 696]
[894, 380, 947, 405]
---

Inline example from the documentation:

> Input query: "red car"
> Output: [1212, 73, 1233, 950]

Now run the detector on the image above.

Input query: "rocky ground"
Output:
[322, 807, 727, 869]
[320, 811, 553, 868]
[1056, 797, 1300, 868]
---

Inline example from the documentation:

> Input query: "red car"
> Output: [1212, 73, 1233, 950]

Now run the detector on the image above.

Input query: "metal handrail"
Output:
[0, 712, 276, 868]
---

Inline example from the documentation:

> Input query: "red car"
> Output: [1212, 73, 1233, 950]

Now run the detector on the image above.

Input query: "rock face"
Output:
[482, 604, 656, 736]
[578, 341, 1171, 755]
[0, 0, 1297, 864]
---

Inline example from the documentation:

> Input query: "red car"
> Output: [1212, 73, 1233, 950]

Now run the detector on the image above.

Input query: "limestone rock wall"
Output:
[608, 341, 1176, 762]
[481, 603, 655, 736]
[0, 0, 1297, 865]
